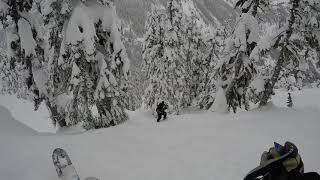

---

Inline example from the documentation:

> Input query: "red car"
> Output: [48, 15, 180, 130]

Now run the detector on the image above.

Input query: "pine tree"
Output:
[182, 7, 217, 108]
[59, 1, 130, 129]
[0, 0, 49, 112]
[303, 0, 320, 68]
[259, 0, 320, 106]
[216, 0, 266, 112]
[42, 0, 74, 127]
[1, 0, 130, 130]
[125, 69, 143, 111]
[142, 5, 169, 112]
[287, 92, 293, 108]
[143, 0, 222, 112]
[183, 10, 200, 107]
[120, 20, 143, 111]
[235, 0, 269, 17]
[163, 0, 187, 114]
[143, 1, 187, 114]
[197, 28, 224, 109]
[301, 0, 320, 85]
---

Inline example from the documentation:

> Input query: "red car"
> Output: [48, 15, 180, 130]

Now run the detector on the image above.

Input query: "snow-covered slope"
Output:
[116, 0, 237, 73]
[0, 95, 54, 132]
[0, 104, 37, 135]
[0, 88, 320, 180]
[116, 0, 236, 37]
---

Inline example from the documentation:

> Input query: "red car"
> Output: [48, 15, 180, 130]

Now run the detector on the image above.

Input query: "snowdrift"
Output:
[0, 105, 37, 135]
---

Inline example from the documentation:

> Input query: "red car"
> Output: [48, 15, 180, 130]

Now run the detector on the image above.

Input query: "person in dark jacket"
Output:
[156, 101, 167, 122]
[245, 141, 320, 180]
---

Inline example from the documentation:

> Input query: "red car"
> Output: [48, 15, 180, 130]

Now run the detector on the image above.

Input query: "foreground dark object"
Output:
[244, 142, 320, 180]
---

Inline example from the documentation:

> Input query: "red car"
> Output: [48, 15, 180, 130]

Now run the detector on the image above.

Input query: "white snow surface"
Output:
[0, 104, 37, 135]
[0, 0, 9, 16]
[0, 88, 320, 180]
[210, 87, 228, 113]
[234, 13, 259, 51]
[33, 67, 49, 97]
[66, 3, 96, 55]
[0, 95, 54, 132]
[249, 77, 265, 93]
[18, 18, 37, 56]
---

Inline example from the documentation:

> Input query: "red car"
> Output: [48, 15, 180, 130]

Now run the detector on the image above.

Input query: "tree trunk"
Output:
[316, 46, 320, 68]
[259, 46, 287, 106]
[46, 21, 67, 128]
[308, 60, 320, 79]
[259, 0, 300, 107]
[45, 100, 66, 127]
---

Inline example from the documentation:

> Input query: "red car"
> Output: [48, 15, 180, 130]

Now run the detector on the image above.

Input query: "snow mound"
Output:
[0, 95, 54, 132]
[0, 105, 37, 136]
[210, 87, 228, 113]
[56, 123, 86, 135]
[18, 18, 37, 56]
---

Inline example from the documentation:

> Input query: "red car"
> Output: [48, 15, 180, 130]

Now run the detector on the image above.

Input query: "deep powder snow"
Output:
[0, 88, 320, 180]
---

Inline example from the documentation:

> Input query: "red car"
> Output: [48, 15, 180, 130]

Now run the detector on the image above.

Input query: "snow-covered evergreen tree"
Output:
[182, 6, 216, 108]
[259, 0, 320, 106]
[143, 5, 167, 112]
[143, 1, 187, 114]
[183, 9, 201, 107]
[287, 92, 293, 108]
[163, 0, 187, 114]
[216, 0, 265, 112]
[300, 0, 320, 85]
[142, 4, 177, 113]
[235, 0, 270, 17]
[1, 0, 130, 130]
[55, 0, 129, 129]
[303, 0, 320, 69]
[120, 20, 143, 111]
[0, 0, 49, 111]
[143, 0, 222, 113]
[41, 0, 74, 127]
[196, 28, 224, 110]
[125, 69, 143, 111]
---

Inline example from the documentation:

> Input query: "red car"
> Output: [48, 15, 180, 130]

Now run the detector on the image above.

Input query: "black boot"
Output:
[157, 113, 161, 122]
[163, 112, 167, 120]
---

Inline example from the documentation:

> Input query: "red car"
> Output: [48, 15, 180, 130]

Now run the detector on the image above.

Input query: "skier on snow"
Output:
[156, 101, 168, 122]
[244, 141, 320, 180]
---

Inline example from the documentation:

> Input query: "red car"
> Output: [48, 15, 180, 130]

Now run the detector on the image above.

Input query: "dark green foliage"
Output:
[235, 0, 270, 17]
[287, 92, 293, 108]
[259, 0, 320, 106]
